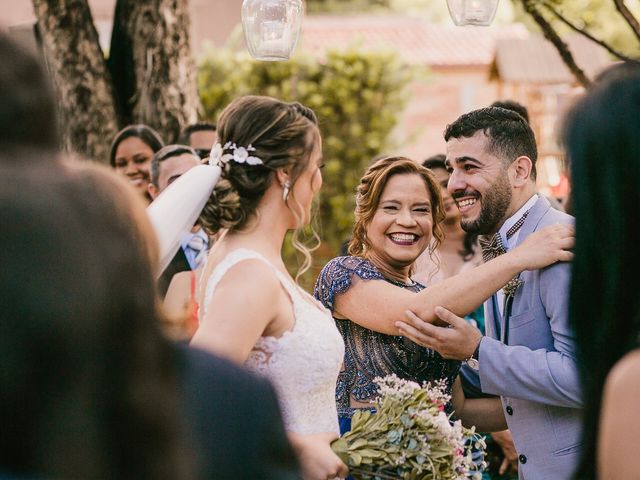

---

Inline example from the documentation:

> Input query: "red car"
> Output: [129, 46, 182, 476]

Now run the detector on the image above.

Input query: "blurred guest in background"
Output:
[179, 121, 217, 160]
[413, 154, 482, 289]
[148, 144, 208, 297]
[109, 124, 164, 202]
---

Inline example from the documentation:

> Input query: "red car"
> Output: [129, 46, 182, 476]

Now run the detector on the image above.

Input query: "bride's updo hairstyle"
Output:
[199, 95, 319, 235]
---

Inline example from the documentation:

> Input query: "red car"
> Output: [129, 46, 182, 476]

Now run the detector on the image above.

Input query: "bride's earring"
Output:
[282, 180, 291, 202]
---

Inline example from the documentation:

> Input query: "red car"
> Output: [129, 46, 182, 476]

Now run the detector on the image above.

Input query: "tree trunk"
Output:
[32, 0, 119, 164]
[120, 0, 201, 143]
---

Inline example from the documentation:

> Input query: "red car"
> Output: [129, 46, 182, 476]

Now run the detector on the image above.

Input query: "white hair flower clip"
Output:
[209, 142, 263, 167]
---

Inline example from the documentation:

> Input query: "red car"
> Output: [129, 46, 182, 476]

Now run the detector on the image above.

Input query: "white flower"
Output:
[233, 144, 263, 165]
[209, 142, 223, 167]
[210, 142, 263, 167]
[234, 146, 249, 163]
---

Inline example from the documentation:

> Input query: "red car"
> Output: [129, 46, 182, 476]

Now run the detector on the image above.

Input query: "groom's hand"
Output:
[396, 306, 482, 360]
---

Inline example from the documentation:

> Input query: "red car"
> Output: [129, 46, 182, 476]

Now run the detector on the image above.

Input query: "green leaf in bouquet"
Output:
[352, 408, 371, 426]
[405, 438, 418, 451]
[331, 437, 349, 454]
[349, 438, 369, 450]
[358, 448, 385, 459]
[348, 452, 363, 467]
[387, 428, 403, 444]
[400, 413, 415, 428]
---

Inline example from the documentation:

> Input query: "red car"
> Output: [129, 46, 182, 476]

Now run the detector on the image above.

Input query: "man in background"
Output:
[148, 144, 208, 297]
[179, 121, 217, 160]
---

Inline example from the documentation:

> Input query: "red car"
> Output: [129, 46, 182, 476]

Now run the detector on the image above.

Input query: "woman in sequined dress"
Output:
[314, 156, 574, 434]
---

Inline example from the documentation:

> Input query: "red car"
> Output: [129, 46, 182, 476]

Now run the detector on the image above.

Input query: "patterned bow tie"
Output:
[479, 210, 530, 298]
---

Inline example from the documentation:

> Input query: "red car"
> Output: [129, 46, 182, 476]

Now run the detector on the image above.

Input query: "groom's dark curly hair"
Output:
[444, 106, 538, 180]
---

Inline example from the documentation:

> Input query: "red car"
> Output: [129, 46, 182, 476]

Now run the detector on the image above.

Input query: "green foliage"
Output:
[513, 0, 640, 58]
[198, 47, 414, 287]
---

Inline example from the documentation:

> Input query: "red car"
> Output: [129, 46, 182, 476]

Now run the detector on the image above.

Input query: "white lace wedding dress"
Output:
[202, 248, 344, 435]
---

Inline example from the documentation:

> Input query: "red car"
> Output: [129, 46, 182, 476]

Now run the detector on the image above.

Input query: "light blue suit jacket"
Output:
[461, 195, 583, 480]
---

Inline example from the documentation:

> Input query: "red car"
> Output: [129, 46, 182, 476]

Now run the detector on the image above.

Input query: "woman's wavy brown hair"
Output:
[198, 95, 320, 279]
[348, 156, 445, 259]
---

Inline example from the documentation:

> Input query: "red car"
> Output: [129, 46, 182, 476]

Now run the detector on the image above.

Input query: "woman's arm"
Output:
[288, 432, 349, 480]
[598, 350, 640, 480]
[450, 377, 507, 432]
[190, 260, 282, 363]
[334, 224, 574, 334]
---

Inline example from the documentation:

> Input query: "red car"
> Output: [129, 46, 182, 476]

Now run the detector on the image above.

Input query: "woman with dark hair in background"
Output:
[109, 124, 164, 202]
[563, 62, 640, 480]
[413, 154, 481, 290]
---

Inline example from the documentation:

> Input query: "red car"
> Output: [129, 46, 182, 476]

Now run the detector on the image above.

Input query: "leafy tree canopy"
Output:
[198, 47, 416, 288]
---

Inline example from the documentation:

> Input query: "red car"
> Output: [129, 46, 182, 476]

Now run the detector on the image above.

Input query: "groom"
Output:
[398, 107, 582, 479]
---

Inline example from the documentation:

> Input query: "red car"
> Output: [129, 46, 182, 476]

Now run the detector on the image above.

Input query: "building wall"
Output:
[395, 66, 498, 161]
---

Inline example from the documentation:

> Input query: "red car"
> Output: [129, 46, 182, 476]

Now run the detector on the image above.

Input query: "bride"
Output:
[187, 95, 348, 480]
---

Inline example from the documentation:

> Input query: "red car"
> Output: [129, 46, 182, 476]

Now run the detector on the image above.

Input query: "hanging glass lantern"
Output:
[446, 0, 500, 26]
[241, 0, 304, 61]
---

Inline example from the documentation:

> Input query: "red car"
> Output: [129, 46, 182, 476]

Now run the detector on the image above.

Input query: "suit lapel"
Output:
[499, 195, 551, 341]
[512, 195, 551, 249]
[489, 294, 501, 340]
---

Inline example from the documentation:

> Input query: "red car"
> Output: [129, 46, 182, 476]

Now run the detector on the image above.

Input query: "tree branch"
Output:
[541, 1, 633, 61]
[521, 0, 591, 88]
[613, 0, 640, 43]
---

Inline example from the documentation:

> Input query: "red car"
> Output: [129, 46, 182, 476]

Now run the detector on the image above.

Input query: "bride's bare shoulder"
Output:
[604, 349, 640, 398]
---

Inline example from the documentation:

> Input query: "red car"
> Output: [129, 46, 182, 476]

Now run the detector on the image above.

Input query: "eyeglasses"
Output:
[194, 148, 210, 160]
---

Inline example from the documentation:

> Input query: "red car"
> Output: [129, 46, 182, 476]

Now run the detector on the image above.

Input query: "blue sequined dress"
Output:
[314, 256, 461, 434]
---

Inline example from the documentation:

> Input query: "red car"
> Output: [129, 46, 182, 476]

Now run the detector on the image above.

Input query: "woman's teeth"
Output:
[389, 233, 417, 243]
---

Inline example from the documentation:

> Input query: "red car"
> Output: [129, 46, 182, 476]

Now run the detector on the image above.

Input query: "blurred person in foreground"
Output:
[562, 62, 640, 480]
[0, 31, 298, 479]
[0, 161, 194, 479]
[0, 161, 298, 479]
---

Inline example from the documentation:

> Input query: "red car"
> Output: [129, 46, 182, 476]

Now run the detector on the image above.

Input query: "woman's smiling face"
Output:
[366, 173, 434, 271]
[113, 136, 155, 198]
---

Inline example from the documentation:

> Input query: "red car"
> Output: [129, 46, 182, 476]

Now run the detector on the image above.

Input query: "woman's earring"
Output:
[282, 181, 291, 202]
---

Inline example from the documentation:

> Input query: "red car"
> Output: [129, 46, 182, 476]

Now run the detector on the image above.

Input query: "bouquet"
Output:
[331, 375, 486, 480]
